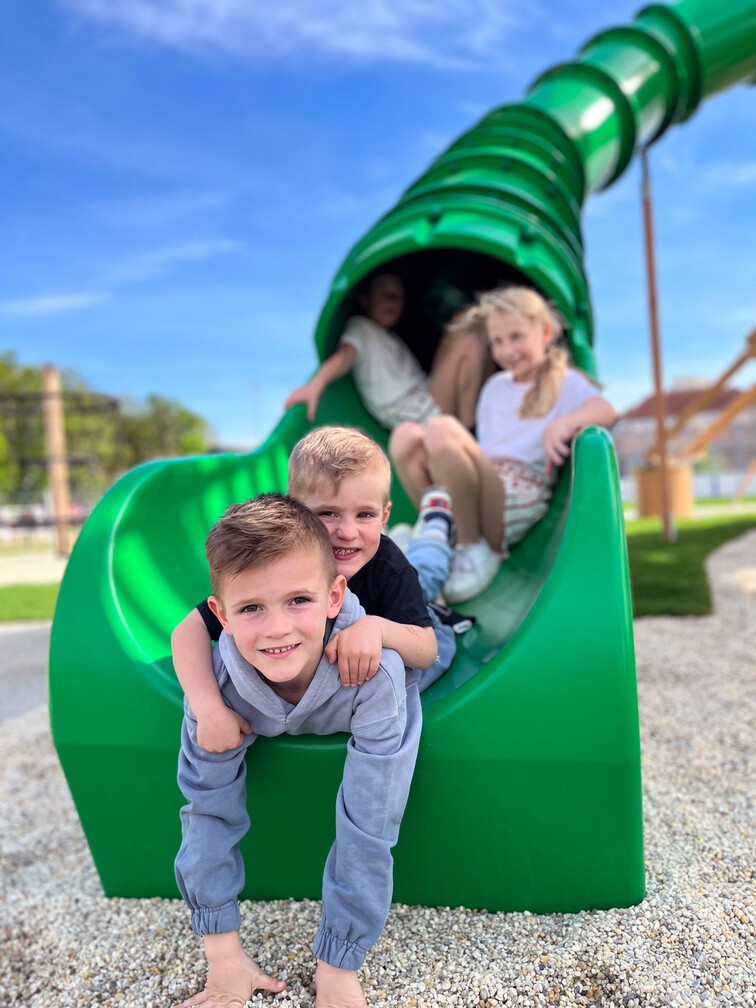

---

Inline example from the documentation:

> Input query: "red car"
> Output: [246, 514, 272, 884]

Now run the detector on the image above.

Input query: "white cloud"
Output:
[61, 0, 524, 69]
[0, 242, 242, 318]
[0, 292, 108, 317]
[698, 160, 756, 191]
[0, 81, 254, 189]
[132, 238, 242, 266]
[107, 238, 243, 283]
[94, 189, 235, 229]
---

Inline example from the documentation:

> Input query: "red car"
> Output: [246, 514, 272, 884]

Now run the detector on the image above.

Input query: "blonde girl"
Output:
[389, 286, 617, 603]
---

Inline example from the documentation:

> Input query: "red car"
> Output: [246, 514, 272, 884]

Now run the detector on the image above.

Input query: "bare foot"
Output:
[314, 961, 368, 1008]
[175, 933, 286, 1008]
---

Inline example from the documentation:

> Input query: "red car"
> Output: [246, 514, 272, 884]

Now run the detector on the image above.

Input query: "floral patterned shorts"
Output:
[383, 381, 442, 428]
[489, 457, 553, 557]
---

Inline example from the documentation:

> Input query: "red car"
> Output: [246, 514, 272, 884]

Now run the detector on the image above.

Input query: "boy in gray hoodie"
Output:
[174, 493, 421, 1008]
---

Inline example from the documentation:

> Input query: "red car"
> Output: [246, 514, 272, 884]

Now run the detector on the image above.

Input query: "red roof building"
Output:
[612, 385, 755, 476]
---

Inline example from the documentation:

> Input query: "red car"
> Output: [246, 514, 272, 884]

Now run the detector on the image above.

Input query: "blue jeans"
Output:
[406, 534, 456, 691]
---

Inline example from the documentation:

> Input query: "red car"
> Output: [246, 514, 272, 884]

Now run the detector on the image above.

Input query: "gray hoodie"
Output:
[175, 588, 422, 971]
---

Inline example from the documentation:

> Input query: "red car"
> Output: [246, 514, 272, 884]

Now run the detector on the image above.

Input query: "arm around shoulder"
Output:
[172, 608, 250, 753]
[375, 618, 438, 671]
[325, 614, 437, 685]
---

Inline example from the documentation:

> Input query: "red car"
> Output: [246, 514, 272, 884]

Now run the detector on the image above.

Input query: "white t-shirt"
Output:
[475, 369, 601, 474]
[340, 316, 429, 426]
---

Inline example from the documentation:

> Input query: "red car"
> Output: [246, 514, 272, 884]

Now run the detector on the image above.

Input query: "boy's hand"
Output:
[175, 933, 285, 1008]
[543, 416, 580, 475]
[196, 706, 251, 753]
[325, 617, 383, 687]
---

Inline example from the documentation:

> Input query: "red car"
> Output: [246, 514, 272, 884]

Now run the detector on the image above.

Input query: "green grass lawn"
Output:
[0, 582, 60, 622]
[624, 513, 756, 617]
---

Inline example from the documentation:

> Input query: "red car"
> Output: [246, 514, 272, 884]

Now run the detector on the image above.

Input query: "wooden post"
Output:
[641, 148, 676, 543]
[658, 329, 756, 447]
[42, 365, 73, 557]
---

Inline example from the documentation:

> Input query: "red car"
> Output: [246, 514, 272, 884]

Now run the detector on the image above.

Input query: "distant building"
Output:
[612, 385, 756, 476]
[207, 442, 255, 455]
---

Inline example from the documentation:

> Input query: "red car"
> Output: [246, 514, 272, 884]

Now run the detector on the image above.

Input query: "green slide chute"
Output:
[50, 0, 756, 912]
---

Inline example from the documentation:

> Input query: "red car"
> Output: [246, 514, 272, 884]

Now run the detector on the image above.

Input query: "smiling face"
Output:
[301, 471, 391, 582]
[209, 548, 346, 700]
[487, 309, 554, 383]
[360, 272, 405, 330]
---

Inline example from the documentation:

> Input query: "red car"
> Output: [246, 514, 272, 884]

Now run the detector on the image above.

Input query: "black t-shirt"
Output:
[197, 534, 432, 642]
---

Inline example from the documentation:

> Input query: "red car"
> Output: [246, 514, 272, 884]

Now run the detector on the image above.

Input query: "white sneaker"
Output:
[444, 540, 500, 603]
[387, 522, 414, 555]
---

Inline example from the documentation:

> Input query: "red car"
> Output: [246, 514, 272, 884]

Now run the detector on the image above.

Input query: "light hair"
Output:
[288, 426, 392, 505]
[205, 493, 336, 600]
[443, 305, 487, 341]
[461, 286, 569, 418]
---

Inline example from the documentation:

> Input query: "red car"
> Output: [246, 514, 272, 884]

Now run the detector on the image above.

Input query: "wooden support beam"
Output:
[42, 365, 73, 557]
[684, 386, 756, 460]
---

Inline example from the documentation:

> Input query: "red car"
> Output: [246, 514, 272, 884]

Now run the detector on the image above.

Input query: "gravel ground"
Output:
[1, 532, 754, 1008]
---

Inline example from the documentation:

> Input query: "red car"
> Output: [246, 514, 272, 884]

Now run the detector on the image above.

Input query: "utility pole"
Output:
[641, 148, 676, 543]
[42, 365, 73, 557]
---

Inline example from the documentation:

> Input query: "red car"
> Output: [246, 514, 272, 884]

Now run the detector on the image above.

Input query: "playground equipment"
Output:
[647, 329, 756, 464]
[50, 0, 756, 913]
[636, 328, 756, 517]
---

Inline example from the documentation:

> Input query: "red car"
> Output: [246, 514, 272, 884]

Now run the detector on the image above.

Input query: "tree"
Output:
[117, 395, 210, 470]
[0, 352, 47, 499]
[0, 354, 211, 502]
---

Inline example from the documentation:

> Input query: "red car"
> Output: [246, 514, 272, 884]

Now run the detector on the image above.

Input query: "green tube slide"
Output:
[50, 0, 756, 912]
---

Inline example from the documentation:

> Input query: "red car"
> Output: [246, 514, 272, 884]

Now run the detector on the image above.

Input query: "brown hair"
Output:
[205, 492, 336, 599]
[288, 426, 391, 504]
[462, 286, 570, 418]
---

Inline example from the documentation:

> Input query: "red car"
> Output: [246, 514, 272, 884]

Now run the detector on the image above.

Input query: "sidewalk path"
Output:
[0, 551, 69, 587]
[0, 621, 51, 723]
[0, 553, 66, 722]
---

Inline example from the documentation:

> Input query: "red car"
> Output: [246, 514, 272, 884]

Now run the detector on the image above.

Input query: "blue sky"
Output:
[2, 1, 754, 449]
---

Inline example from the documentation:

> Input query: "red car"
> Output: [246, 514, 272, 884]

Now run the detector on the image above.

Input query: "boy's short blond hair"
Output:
[205, 493, 337, 600]
[288, 426, 392, 505]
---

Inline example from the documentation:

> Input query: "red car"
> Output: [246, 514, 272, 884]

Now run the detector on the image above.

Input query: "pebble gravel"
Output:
[1, 532, 754, 1007]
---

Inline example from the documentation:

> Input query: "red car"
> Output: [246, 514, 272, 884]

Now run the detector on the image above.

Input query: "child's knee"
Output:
[424, 414, 467, 453]
[389, 422, 424, 460]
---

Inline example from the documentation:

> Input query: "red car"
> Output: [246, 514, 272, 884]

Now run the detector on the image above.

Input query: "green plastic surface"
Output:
[50, 420, 642, 912]
[50, 0, 756, 912]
